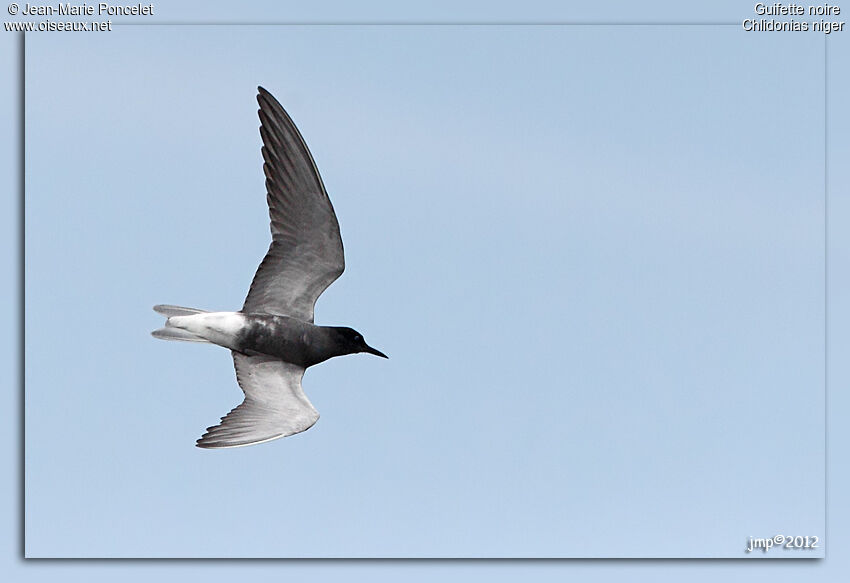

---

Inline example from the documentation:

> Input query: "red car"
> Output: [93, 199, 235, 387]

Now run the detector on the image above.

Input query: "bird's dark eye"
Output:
[354, 335, 362, 342]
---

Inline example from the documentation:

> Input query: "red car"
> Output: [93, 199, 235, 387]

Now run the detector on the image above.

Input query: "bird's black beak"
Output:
[362, 344, 388, 359]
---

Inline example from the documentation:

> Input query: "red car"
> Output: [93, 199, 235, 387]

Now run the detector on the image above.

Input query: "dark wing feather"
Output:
[242, 87, 344, 321]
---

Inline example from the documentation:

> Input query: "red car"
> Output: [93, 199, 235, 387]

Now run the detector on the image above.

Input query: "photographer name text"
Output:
[18, 2, 152, 16]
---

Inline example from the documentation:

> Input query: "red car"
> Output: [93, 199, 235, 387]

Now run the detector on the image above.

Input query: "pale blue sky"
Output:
[5, 0, 850, 580]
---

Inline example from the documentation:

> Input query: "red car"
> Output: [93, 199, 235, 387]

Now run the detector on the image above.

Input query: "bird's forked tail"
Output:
[151, 304, 211, 342]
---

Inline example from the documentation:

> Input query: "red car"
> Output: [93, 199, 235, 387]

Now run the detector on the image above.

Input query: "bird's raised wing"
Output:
[196, 353, 319, 448]
[242, 87, 345, 322]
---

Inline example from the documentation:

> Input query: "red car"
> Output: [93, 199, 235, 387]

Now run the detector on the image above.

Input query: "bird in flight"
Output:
[152, 87, 387, 449]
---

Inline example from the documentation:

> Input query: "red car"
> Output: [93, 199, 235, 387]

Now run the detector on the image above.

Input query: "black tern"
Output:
[153, 87, 387, 449]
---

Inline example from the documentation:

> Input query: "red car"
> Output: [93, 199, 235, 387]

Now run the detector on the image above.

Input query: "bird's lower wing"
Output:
[196, 353, 318, 449]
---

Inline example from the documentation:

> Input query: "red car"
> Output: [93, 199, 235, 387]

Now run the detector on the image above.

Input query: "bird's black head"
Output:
[333, 327, 388, 359]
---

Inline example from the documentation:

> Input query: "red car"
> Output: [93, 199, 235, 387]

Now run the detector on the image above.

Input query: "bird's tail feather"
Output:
[153, 304, 208, 317]
[152, 305, 211, 342]
[151, 327, 210, 343]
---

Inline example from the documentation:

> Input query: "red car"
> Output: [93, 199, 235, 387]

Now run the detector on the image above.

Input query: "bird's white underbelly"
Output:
[169, 312, 246, 349]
